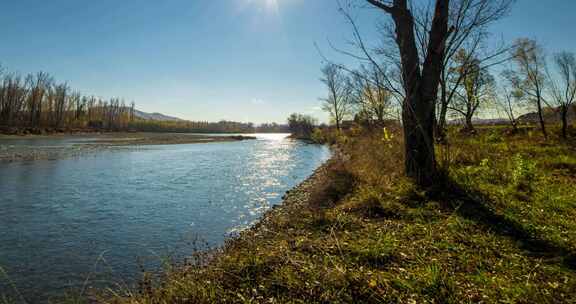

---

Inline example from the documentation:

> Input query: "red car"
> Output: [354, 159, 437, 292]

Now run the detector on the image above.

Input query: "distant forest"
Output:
[0, 66, 289, 135]
[130, 120, 289, 134]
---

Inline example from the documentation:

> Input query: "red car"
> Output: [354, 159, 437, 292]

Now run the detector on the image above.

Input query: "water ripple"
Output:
[0, 134, 329, 302]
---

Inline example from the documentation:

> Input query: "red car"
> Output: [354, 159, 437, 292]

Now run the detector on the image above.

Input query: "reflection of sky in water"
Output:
[0, 134, 329, 302]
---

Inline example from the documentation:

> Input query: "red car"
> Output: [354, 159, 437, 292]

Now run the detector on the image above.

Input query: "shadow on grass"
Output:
[435, 179, 576, 271]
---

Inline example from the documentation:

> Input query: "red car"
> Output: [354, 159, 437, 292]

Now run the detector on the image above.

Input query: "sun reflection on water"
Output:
[228, 134, 301, 234]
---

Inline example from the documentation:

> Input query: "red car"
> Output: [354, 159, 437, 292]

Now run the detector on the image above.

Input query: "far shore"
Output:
[77, 132, 257, 146]
[0, 132, 256, 163]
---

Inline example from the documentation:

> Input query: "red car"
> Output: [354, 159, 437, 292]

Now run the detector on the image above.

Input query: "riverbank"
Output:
[79, 133, 256, 146]
[0, 126, 105, 136]
[107, 128, 576, 303]
[0, 133, 255, 162]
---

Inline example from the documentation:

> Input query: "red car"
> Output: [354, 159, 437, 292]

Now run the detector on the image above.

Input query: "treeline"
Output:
[0, 65, 293, 135]
[128, 120, 251, 133]
[256, 122, 290, 133]
[0, 68, 135, 133]
[317, 17, 575, 140]
[127, 120, 289, 134]
[319, 43, 576, 140]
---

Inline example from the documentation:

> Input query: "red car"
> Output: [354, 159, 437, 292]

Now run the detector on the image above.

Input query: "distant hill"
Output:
[134, 110, 183, 122]
[473, 118, 509, 125]
[444, 106, 576, 126]
[518, 105, 576, 123]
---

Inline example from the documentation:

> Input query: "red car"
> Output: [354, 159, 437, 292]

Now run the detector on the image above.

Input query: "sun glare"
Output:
[264, 0, 279, 11]
[242, 0, 280, 15]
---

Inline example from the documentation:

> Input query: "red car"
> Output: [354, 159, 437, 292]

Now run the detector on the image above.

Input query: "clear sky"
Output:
[1, 0, 575, 124]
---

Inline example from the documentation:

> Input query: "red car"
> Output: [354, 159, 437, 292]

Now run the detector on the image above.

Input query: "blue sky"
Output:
[0, 0, 575, 124]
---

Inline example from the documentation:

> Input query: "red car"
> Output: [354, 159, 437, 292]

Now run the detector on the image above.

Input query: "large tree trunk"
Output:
[391, 9, 435, 186]
[395, 0, 448, 186]
[367, 0, 448, 187]
[403, 95, 437, 186]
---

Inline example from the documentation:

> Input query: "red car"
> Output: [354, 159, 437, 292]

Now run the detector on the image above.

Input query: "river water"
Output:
[0, 134, 330, 302]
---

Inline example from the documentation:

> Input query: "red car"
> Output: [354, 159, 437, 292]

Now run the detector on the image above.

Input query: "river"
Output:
[0, 134, 330, 302]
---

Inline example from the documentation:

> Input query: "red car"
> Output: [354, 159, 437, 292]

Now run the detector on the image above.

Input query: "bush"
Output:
[511, 154, 538, 193]
[310, 128, 326, 143]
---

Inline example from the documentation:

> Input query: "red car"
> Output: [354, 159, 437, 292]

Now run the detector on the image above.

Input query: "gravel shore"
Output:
[0, 133, 256, 163]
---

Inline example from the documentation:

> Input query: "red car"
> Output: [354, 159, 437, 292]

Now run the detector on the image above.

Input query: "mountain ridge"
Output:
[133, 110, 183, 121]
[518, 105, 576, 123]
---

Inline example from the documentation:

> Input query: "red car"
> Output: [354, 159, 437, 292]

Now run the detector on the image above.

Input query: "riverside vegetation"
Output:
[0, 66, 289, 135]
[98, 123, 576, 304]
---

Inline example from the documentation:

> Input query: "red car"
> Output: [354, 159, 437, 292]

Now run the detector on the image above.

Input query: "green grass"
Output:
[105, 126, 576, 304]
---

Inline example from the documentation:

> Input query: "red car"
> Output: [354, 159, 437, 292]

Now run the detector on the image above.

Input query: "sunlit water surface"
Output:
[0, 134, 330, 302]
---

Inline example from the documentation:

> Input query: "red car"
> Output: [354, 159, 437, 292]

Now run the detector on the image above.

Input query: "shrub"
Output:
[310, 128, 326, 144]
[511, 154, 538, 193]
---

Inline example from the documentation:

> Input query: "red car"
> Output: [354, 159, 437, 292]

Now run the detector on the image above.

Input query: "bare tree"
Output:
[330, 1, 513, 145]
[350, 64, 394, 125]
[507, 38, 548, 138]
[320, 63, 353, 130]
[0, 74, 27, 126]
[364, 0, 449, 187]
[449, 49, 495, 132]
[548, 51, 576, 139]
[432, 0, 515, 140]
[25, 72, 52, 127]
[496, 73, 523, 132]
[0, 66, 137, 133]
[52, 83, 68, 128]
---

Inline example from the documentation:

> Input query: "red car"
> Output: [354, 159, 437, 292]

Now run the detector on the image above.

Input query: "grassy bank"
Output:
[105, 126, 576, 303]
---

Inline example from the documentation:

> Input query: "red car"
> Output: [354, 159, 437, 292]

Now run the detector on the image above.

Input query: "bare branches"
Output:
[435, 0, 516, 138]
[323, 5, 405, 98]
[320, 63, 354, 130]
[506, 38, 549, 137]
[548, 51, 576, 138]
[444, 0, 515, 64]
[350, 64, 396, 124]
[550, 52, 576, 108]
[495, 75, 522, 130]
[448, 49, 496, 131]
[0, 67, 135, 131]
[365, 0, 395, 13]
